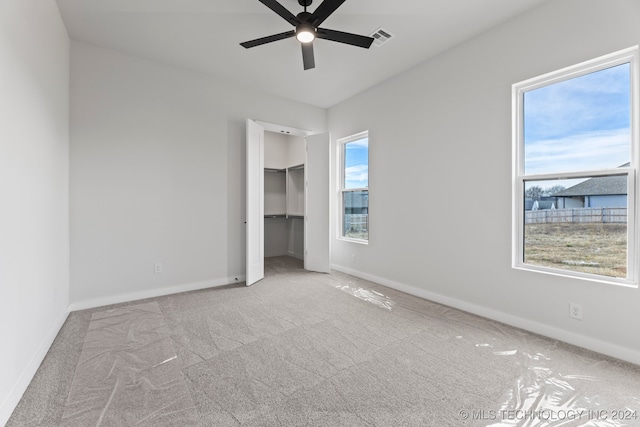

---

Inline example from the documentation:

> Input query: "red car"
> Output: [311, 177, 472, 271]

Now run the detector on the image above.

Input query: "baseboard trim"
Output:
[0, 308, 69, 427]
[331, 264, 640, 366]
[68, 276, 246, 312]
[287, 251, 304, 260]
[265, 251, 288, 258]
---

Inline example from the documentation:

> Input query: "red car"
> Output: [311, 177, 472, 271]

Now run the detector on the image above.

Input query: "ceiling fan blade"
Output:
[316, 28, 374, 48]
[310, 0, 346, 27]
[240, 30, 295, 48]
[258, 0, 300, 26]
[301, 43, 315, 70]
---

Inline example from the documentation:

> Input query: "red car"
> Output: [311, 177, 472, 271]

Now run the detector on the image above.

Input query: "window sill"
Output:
[338, 236, 369, 245]
[512, 263, 638, 288]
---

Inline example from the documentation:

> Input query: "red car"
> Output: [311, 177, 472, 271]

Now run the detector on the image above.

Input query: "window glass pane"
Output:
[343, 191, 368, 240]
[523, 176, 627, 278]
[344, 137, 368, 189]
[524, 63, 631, 175]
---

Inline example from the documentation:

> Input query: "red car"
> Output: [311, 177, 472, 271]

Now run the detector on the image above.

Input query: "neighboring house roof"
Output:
[554, 175, 627, 197]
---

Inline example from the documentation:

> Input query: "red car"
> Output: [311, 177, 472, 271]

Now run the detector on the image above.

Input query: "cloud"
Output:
[524, 63, 630, 141]
[345, 164, 368, 187]
[346, 138, 368, 149]
[525, 128, 630, 175]
[344, 137, 369, 187]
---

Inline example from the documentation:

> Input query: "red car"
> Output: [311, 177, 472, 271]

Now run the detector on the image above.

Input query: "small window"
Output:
[339, 132, 369, 242]
[513, 47, 639, 286]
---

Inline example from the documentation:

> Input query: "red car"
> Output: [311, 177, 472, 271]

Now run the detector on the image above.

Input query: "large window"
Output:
[339, 131, 369, 242]
[513, 47, 639, 286]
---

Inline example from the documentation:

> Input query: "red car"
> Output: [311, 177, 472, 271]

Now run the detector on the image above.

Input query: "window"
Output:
[513, 47, 639, 286]
[339, 132, 369, 242]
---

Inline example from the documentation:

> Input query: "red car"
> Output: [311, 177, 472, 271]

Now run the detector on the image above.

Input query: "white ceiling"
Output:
[55, 0, 549, 108]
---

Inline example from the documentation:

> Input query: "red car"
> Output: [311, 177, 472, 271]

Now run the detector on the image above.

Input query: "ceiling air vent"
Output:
[369, 27, 394, 47]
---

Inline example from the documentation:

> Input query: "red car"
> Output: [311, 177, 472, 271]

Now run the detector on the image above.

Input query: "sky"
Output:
[524, 62, 631, 180]
[344, 137, 368, 189]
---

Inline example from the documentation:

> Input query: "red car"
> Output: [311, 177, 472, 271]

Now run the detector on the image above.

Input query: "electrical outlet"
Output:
[569, 302, 583, 320]
[154, 262, 163, 274]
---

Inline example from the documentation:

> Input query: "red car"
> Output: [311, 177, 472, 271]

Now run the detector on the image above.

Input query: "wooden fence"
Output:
[345, 214, 369, 232]
[525, 207, 627, 224]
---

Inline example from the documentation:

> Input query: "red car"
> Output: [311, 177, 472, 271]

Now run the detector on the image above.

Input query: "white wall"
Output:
[69, 42, 326, 308]
[588, 195, 627, 208]
[264, 132, 306, 169]
[0, 0, 70, 423]
[329, 0, 640, 364]
[264, 132, 290, 170]
[287, 135, 306, 167]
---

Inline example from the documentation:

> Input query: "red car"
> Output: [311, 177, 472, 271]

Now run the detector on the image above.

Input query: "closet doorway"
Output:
[246, 119, 330, 286]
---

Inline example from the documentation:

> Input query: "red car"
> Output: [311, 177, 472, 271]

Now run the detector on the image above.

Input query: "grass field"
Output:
[344, 230, 368, 240]
[524, 223, 627, 278]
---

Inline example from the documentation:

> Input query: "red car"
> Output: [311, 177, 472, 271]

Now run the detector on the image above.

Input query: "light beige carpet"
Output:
[8, 256, 640, 426]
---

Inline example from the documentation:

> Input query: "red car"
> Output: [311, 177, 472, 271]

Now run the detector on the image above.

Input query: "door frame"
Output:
[245, 119, 330, 283]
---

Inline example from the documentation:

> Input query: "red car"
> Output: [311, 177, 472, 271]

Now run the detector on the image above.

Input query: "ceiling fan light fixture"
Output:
[296, 24, 315, 43]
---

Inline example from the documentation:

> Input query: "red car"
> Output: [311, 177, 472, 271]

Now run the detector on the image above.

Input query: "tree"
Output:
[525, 185, 544, 200]
[546, 185, 566, 195]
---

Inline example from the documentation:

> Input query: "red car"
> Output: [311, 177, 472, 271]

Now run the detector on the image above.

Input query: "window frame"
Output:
[512, 46, 640, 287]
[338, 131, 369, 244]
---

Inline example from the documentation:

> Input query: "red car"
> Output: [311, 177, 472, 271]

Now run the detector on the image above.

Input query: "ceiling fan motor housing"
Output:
[297, 11, 313, 23]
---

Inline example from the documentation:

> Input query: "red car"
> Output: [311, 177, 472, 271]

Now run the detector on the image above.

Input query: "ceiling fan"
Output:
[240, 0, 374, 70]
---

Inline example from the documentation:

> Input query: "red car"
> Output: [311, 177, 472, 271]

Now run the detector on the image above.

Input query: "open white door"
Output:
[304, 133, 331, 273]
[246, 119, 264, 286]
